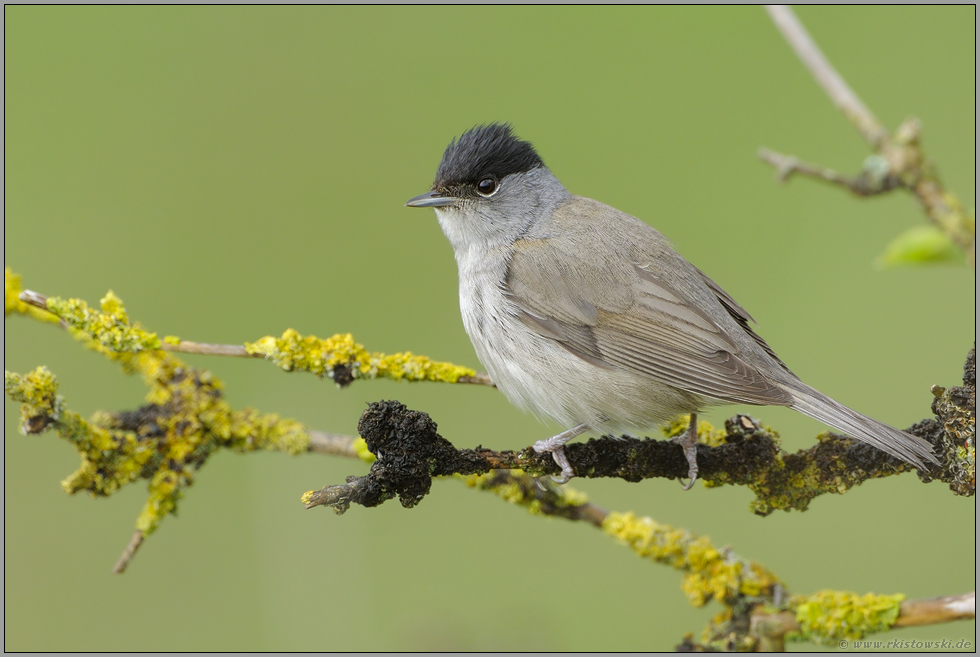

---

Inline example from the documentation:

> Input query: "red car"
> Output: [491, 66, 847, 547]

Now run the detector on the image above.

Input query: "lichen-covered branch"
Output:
[3, 280, 342, 572]
[14, 279, 492, 387]
[447, 462, 975, 650]
[461, 469, 606, 526]
[4, 360, 319, 570]
[162, 339, 259, 357]
[5, 270, 975, 648]
[5, 267, 974, 582]
[243, 330, 488, 385]
[304, 349, 974, 517]
[761, 6, 975, 265]
[4, 268, 62, 324]
[4, 270, 487, 572]
[743, 591, 975, 650]
[159, 335, 495, 385]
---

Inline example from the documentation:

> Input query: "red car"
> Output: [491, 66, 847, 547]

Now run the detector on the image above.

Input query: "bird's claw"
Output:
[534, 436, 576, 484]
[673, 413, 700, 491]
[533, 424, 588, 484]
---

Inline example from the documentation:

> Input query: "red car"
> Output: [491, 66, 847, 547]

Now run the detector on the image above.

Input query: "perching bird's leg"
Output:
[533, 423, 588, 484]
[673, 413, 700, 490]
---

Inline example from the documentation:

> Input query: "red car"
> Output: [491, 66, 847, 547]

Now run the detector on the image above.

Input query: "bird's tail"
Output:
[786, 383, 939, 468]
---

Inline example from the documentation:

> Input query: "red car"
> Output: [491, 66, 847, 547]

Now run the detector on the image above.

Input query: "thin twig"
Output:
[893, 592, 977, 628]
[456, 371, 494, 386]
[761, 6, 975, 264]
[17, 290, 69, 329]
[18, 289, 50, 310]
[764, 5, 887, 147]
[162, 341, 495, 383]
[758, 148, 848, 185]
[757, 148, 900, 195]
[161, 341, 257, 357]
[109, 431, 360, 571]
[308, 430, 359, 457]
[112, 530, 144, 574]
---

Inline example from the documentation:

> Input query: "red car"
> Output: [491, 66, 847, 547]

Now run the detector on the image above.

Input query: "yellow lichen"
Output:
[6, 294, 474, 544]
[7, 362, 316, 537]
[6, 367, 152, 498]
[602, 511, 779, 607]
[5, 366, 65, 431]
[5, 287, 320, 540]
[4, 267, 59, 323]
[228, 409, 311, 455]
[352, 437, 377, 463]
[245, 329, 476, 384]
[661, 414, 728, 448]
[461, 470, 590, 516]
[46, 291, 161, 355]
[137, 469, 185, 535]
[790, 590, 905, 643]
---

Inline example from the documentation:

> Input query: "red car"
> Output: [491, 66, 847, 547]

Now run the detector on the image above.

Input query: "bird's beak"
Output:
[405, 191, 457, 208]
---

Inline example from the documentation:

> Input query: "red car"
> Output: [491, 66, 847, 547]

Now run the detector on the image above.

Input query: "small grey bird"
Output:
[406, 123, 938, 486]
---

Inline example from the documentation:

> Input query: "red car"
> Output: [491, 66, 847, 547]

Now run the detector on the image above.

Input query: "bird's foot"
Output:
[533, 423, 588, 484]
[673, 413, 700, 490]
[536, 444, 574, 484]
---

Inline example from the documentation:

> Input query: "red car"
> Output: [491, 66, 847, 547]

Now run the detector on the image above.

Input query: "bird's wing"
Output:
[691, 264, 791, 372]
[504, 203, 792, 406]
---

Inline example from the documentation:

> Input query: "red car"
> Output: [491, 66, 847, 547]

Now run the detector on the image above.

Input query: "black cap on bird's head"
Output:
[406, 123, 546, 208]
[435, 123, 544, 188]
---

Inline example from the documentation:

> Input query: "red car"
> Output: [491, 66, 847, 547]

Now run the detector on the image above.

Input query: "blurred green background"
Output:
[4, 6, 975, 651]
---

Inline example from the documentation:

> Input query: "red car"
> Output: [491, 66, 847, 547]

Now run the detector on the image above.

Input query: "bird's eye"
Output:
[476, 178, 498, 197]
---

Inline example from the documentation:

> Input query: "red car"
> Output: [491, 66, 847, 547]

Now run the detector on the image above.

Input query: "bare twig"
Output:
[764, 5, 887, 147]
[893, 592, 977, 628]
[457, 371, 494, 386]
[17, 289, 50, 310]
[308, 430, 359, 457]
[757, 148, 900, 195]
[761, 5, 975, 265]
[112, 530, 144, 574]
[161, 341, 257, 357]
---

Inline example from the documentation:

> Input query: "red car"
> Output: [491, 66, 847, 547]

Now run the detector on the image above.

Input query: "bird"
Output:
[405, 123, 938, 487]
